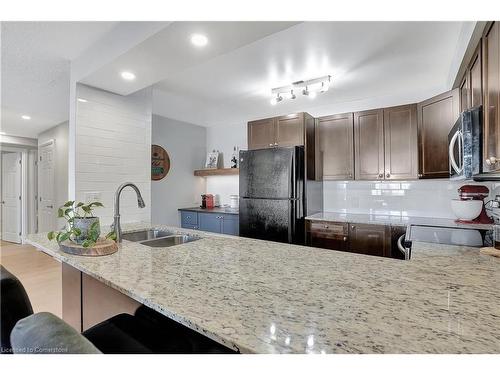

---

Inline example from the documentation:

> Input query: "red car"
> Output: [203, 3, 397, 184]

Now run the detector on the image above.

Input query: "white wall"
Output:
[38, 121, 69, 228]
[75, 84, 152, 225]
[205, 123, 246, 205]
[151, 115, 206, 226]
[323, 180, 497, 219]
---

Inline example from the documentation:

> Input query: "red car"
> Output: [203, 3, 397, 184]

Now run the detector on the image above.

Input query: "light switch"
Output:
[84, 191, 102, 203]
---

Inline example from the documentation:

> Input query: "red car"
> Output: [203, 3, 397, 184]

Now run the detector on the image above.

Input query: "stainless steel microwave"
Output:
[448, 106, 482, 180]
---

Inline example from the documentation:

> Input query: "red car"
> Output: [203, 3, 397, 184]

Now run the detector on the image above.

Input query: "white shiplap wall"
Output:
[75, 84, 152, 225]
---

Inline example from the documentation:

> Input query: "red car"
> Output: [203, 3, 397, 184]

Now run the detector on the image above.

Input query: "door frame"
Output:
[1, 150, 22, 243]
[1, 145, 38, 243]
[38, 139, 56, 233]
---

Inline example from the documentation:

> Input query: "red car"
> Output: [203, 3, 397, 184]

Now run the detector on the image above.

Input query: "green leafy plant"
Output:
[47, 200, 114, 248]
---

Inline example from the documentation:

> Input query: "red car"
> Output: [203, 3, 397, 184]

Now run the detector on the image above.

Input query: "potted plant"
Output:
[48, 201, 115, 248]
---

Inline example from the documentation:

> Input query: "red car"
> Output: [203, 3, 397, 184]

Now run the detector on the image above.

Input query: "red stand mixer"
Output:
[455, 185, 493, 224]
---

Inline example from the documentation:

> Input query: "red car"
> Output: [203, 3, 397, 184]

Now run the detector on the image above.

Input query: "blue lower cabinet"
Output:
[179, 210, 239, 236]
[181, 211, 198, 228]
[221, 214, 239, 236]
[199, 213, 222, 233]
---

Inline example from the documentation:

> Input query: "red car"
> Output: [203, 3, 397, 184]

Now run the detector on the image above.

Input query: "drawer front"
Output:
[308, 221, 348, 237]
[306, 220, 349, 251]
[181, 211, 198, 226]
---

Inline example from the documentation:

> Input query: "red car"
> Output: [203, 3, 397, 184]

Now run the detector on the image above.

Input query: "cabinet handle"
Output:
[324, 225, 329, 229]
[269, 143, 273, 147]
[386, 173, 390, 178]
[378, 173, 383, 178]
[417, 173, 423, 178]
[351, 225, 355, 229]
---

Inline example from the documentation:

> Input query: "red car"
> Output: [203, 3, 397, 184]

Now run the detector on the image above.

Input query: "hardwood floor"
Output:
[0, 240, 62, 318]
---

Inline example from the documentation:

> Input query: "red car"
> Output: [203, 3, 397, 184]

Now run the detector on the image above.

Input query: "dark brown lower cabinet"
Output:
[306, 220, 349, 251]
[306, 220, 392, 258]
[348, 223, 391, 257]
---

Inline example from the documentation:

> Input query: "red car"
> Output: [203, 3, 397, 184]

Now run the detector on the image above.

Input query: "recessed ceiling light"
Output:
[77, 98, 88, 103]
[190, 34, 208, 47]
[120, 71, 136, 81]
[21, 115, 31, 120]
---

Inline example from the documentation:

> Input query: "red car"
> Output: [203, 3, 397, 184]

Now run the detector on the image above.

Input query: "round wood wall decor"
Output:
[151, 145, 170, 181]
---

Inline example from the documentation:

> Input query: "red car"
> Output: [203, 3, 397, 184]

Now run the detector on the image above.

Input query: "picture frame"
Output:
[205, 151, 219, 169]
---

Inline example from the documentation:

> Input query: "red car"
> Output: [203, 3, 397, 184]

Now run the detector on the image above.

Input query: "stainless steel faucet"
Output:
[113, 182, 146, 242]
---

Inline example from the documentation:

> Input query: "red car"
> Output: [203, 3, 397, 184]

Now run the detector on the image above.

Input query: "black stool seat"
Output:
[82, 313, 193, 354]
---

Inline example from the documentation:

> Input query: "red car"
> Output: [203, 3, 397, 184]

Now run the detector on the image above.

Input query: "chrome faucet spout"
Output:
[113, 182, 145, 242]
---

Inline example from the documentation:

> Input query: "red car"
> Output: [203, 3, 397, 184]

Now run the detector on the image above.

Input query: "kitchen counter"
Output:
[179, 206, 239, 215]
[305, 211, 494, 230]
[26, 224, 500, 354]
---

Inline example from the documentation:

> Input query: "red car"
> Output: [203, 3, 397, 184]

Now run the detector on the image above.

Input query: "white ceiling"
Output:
[1, 21, 474, 137]
[1, 21, 118, 138]
[151, 21, 474, 127]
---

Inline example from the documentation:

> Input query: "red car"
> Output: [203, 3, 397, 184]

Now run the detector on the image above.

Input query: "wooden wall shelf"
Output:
[194, 168, 239, 177]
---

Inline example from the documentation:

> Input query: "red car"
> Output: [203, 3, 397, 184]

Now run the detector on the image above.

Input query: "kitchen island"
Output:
[26, 224, 500, 354]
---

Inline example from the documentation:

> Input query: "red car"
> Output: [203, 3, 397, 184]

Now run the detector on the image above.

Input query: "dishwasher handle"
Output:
[397, 234, 411, 260]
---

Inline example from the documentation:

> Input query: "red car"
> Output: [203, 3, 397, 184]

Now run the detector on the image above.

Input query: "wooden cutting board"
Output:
[480, 247, 500, 258]
[60, 238, 118, 257]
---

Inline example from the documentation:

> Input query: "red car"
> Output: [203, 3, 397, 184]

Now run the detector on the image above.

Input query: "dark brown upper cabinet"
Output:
[459, 43, 483, 113]
[247, 117, 276, 150]
[317, 113, 354, 180]
[460, 74, 470, 112]
[483, 21, 500, 172]
[354, 109, 385, 180]
[417, 89, 460, 178]
[275, 114, 304, 147]
[247, 112, 320, 180]
[470, 44, 483, 108]
[383, 104, 418, 180]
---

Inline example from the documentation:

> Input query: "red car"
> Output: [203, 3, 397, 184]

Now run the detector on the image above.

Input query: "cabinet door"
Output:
[248, 117, 275, 150]
[470, 45, 483, 108]
[180, 211, 198, 228]
[317, 113, 354, 180]
[354, 109, 385, 180]
[383, 104, 418, 180]
[221, 214, 239, 236]
[417, 89, 459, 178]
[348, 223, 390, 258]
[198, 213, 222, 233]
[306, 220, 349, 251]
[275, 113, 304, 147]
[483, 21, 500, 172]
[460, 74, 470, 112]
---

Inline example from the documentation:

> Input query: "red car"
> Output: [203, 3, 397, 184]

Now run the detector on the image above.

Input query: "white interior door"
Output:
[38, 141, 56, 232]
[1, 152, 22, 243]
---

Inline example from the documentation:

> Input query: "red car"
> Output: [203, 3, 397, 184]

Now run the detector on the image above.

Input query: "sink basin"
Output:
[140, 235, 200, 248]
[122, 229, 175, 242]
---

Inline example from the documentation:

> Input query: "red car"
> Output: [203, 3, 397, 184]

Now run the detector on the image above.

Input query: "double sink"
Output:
[122, 229, 200, 248]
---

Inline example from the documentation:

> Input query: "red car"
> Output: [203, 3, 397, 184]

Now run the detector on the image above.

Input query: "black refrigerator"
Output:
[239, 146, 322, 245]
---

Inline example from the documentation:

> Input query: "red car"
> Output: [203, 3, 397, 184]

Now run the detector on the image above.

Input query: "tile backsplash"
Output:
[323, 180, 500, 218]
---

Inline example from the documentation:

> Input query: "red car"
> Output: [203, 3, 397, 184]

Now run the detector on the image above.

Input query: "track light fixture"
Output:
[270, 93, 283, 106]
[270, 75, 331, 105]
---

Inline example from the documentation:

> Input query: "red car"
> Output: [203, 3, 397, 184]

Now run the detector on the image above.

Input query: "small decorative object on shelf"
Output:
[151, 144, 170, 181]
[231, 146, 239, 168]
[205, 149, 219, 169]
[47, 200, 117, 256]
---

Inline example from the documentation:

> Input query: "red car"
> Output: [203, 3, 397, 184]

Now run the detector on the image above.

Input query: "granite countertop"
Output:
[26, 224, 500, 354]
[305, 211, 494, 230]
[179, 206, 239, 215]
